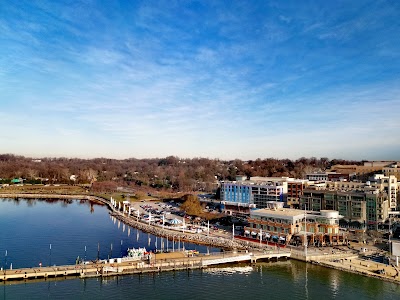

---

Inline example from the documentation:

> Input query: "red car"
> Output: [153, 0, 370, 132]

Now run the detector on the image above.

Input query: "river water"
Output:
[1, 198, 399, 300]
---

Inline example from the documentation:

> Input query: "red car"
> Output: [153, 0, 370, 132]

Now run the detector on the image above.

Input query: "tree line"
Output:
[0, 154, 362, 192]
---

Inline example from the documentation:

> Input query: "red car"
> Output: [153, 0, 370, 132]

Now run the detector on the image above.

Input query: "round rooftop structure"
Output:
[320, 210, 339, 218]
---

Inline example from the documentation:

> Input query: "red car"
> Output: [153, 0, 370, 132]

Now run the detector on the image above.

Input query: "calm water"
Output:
[1, 198, 400, 300]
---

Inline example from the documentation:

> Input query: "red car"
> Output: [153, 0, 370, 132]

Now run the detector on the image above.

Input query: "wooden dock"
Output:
[1, 250, 290, 283]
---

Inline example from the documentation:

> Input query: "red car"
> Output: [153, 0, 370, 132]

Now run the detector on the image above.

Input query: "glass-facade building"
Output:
[221, 181, 285, 209]
[300, 190, 389, 229]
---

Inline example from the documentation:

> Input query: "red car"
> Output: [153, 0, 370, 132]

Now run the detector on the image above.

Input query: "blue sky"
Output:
[1, 0, 399, 160]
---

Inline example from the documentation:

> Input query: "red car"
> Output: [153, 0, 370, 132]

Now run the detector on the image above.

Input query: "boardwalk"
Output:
[1, 250, 290, 283]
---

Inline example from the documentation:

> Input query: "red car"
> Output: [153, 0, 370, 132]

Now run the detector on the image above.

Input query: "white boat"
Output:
[126, 247, 148, 260]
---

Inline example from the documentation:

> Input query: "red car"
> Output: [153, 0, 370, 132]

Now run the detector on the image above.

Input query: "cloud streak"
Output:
[0, 0, 399, 160]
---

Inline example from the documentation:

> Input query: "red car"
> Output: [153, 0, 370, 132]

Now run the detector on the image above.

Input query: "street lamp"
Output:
[304, 204, 307, 260]
[389, 216, 392, 256]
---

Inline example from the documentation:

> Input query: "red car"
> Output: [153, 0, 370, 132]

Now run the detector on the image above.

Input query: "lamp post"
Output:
[389, 216, 392, 257]
[49, 244, 52, 266]
[304, 204, 307, 260]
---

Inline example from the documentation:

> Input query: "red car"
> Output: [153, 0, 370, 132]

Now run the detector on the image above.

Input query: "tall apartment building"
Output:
[369, 174, 398, 209]
[287, 179, 308, 208]
[325, 174, 398, 210]
[300, 189, 389, 229]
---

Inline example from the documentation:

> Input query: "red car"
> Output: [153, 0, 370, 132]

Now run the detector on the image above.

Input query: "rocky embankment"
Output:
[110, 211, 260, 251]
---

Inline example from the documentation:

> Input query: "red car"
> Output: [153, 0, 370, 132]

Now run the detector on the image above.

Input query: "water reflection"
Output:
[0, 197, 105, 213]
[329, 269, 339, 297]
[2, 198, 399, 300]
[203, 266, 254, 275]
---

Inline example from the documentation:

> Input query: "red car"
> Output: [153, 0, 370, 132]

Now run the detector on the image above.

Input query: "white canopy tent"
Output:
[169, 218, 183, 225]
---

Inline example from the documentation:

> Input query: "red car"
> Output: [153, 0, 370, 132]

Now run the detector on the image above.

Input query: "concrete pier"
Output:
[0, 250, 290, 283]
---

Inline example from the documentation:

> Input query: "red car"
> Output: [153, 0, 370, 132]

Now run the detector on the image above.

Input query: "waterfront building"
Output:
[300, 189, 390, 229]
[325, 174, 398, 210]
[369, 174, 398, 209]
[220, 177, 288, 215]
[244, 207, 345, 246]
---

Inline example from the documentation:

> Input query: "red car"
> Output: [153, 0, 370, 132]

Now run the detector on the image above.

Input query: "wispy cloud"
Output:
[0, 0, 399, 160]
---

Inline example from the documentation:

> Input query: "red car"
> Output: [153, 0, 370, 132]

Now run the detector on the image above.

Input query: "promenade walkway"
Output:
[315, 256, 400, 284]
[0, 250, 290, 283]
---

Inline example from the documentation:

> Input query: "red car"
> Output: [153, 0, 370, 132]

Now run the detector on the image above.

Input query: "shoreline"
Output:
[312, 260, 400, 285]
[0, 193, 256, 250]
[1, 192, 399, 285]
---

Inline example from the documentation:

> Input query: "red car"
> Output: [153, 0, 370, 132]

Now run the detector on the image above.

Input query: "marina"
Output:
[2, 195, 400, 285]
[1, 197, 400, 299]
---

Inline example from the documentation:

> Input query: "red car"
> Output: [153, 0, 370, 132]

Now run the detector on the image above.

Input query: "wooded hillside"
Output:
[0, 154, 361, 192]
